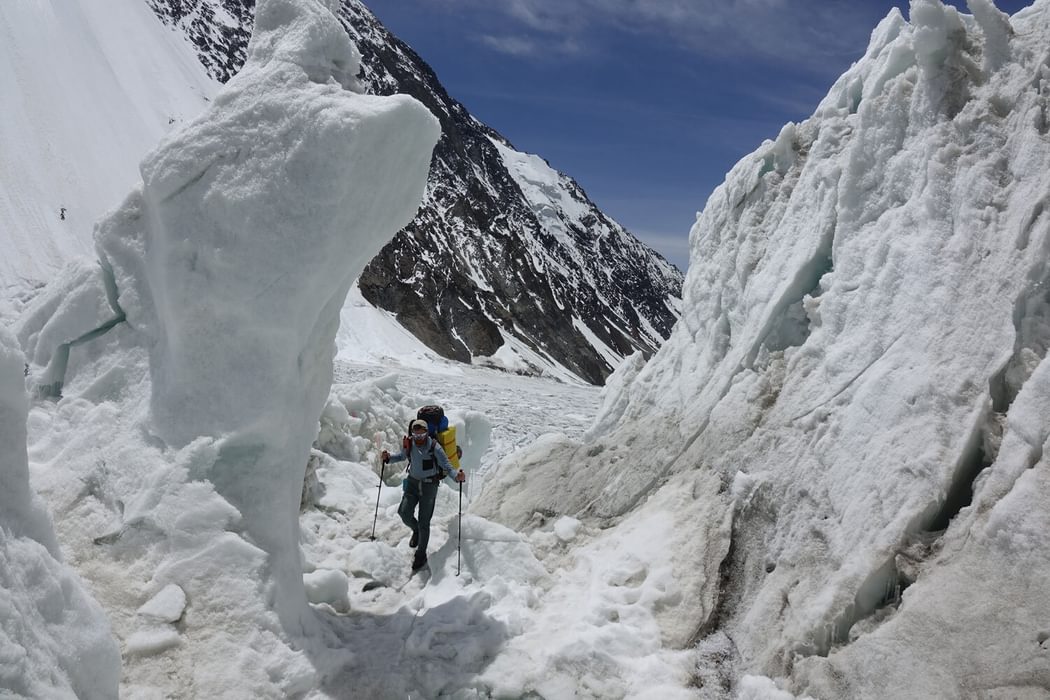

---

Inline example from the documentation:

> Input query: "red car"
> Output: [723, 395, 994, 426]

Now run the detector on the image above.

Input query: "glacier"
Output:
[4, 0, 1050, 697]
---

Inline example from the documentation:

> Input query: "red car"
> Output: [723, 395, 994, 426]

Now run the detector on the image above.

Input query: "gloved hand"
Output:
[381, 450, 390, 464]
[455, 470, 466, 483]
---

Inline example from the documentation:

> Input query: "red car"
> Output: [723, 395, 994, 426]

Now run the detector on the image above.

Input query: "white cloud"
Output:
[437, 0, 886, 73]
[480, 33, 584, 57]
[480, 34, 542, 57]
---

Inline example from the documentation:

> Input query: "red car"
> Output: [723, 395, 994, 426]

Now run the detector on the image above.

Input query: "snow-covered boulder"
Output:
[0, 327, 120, 698]
[476, 0, 1050, 694]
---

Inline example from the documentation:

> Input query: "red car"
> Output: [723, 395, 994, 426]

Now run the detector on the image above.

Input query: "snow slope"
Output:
[0, 0, 216, 308]
[475, 0, 1050, 696]
[335, 283, 452, 371]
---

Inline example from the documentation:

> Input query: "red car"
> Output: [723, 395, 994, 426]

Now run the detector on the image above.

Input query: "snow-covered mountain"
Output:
[142, 0, 684, 384]
[1, 0, 680, 385]
[476, 0, 1050, 695]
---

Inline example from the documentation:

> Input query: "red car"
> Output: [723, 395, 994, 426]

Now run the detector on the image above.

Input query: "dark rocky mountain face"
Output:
[145, 0, 684, 384]
[145, 0, 253, 82]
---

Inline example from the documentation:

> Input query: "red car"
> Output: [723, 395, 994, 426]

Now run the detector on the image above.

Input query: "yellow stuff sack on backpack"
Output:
[437, 426, 460, 469]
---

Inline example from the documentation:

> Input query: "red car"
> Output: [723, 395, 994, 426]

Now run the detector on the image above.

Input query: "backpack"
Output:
[402, 404, 462, 471]
[416, 404, 448, 438]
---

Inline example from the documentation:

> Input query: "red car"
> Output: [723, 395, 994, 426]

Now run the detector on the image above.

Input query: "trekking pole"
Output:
[457, 480, 463, 576]
[371, 450, 385, 541]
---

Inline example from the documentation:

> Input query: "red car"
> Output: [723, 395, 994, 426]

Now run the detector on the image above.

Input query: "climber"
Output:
[382, 419, 465, 571]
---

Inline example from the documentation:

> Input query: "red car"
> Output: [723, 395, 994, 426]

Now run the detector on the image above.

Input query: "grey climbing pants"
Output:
[399, 478, 440, 552]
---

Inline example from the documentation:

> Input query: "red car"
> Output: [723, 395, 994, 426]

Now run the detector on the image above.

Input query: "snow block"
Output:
[303, 568, 350, 611]
[126, 628, 182, 657]
[93, 0, 439, 627]
[14, 258, 125, 396]
[137, 583, 188, 623]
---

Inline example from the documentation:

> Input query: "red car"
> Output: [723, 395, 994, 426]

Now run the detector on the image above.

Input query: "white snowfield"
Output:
[0, 0, 217, 305]
[6, 1, 1050, 700]
[477, 0, 1050, 696]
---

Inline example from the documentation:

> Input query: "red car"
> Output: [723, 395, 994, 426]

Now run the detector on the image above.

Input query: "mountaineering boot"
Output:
[412, 550, 427, 571]
[409, 530, 419, 548]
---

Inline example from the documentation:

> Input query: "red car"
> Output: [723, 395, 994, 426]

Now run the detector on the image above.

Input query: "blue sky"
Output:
[365, 0, 1033, 270]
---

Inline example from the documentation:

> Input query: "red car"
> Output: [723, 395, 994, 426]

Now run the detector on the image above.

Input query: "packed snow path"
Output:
[296, 362, 701, 698]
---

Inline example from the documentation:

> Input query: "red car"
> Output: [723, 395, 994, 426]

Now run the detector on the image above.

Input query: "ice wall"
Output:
[0, 327, 120, 698]
[92, 0, 439, 626]
[475, 0, 1050, 693]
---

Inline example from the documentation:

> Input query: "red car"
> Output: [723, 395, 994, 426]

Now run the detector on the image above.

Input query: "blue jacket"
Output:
[388, 436, 458, 481]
